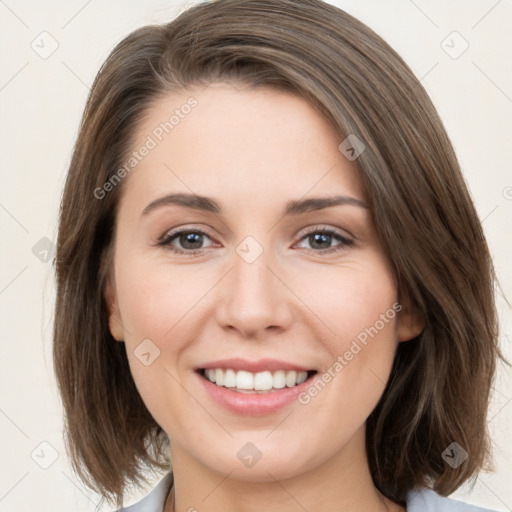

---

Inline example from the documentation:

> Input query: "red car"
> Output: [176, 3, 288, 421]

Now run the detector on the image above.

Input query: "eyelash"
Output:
[156, 225, 354, 256]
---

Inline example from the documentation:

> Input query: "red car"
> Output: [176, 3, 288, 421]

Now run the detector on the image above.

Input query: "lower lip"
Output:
[195, 370, 316, 416]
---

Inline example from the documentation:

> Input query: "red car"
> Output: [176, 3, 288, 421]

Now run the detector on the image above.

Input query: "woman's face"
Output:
[105, 82, 422, 481]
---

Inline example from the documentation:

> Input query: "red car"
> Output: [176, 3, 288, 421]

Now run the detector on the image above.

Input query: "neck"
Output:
[164, 427, 405, 512]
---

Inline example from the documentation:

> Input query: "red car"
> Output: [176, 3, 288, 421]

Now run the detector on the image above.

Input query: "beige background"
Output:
[0, 0, 511, 510]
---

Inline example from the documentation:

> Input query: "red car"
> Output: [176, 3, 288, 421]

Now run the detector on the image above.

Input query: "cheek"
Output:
[112, 252, 210, 406]
[295, 258, 399, 414]
[115, 251, 214, 344]
[296, 258, 398, 353]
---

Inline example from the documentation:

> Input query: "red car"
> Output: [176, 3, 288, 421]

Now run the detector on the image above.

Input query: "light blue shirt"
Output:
[118, 472, 501, 511]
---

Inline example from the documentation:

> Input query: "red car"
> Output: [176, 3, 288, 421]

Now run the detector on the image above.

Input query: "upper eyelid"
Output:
[159, 225, 216, 243]
[299, 225, 354, 240]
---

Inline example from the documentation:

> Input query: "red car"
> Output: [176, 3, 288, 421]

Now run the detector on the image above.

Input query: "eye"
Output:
[156, 225, 354, 256]
[157, 228, 216, 255]
[294, 226, 354, 254]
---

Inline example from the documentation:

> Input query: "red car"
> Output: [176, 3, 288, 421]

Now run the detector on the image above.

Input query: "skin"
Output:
[105, 82, 424, 512]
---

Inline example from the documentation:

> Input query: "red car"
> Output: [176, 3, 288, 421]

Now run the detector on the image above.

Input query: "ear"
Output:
[397, 301, 425, 342]
[104, 272, 125, 342]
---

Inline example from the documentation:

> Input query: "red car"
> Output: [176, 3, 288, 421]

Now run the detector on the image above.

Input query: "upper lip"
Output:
[196, 358, 314, 373]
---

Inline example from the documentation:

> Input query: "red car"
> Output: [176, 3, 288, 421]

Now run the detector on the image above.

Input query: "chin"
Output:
[190, 438, 322, 483]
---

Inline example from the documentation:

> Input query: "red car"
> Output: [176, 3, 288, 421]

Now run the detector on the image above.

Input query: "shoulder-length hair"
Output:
[53, 0, 505, 508]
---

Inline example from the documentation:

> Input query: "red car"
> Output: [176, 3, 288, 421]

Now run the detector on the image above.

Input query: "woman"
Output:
[52, 0, 505, 510]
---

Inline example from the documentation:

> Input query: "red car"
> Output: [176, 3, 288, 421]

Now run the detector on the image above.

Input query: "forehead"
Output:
[119, 83, 366, 215]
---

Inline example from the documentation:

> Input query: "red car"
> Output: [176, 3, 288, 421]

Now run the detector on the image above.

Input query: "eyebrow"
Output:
[141, 192, 368, 218]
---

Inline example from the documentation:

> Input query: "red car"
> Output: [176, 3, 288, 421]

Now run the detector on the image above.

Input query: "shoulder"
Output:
[406, 486, 502, 512]
[116, 472, 174, 512]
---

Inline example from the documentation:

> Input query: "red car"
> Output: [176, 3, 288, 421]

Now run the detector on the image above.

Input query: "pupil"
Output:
[182, 232, 202, 249]
[311, 233, 330, 249]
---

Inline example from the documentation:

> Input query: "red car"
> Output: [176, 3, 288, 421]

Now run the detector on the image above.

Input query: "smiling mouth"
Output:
[197, 368, 318, 393]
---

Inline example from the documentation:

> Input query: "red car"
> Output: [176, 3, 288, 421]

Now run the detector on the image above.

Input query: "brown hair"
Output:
[53, 0, 506, 508]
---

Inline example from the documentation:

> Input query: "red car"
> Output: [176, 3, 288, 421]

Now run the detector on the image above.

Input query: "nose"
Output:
[215, 245, 294, 339]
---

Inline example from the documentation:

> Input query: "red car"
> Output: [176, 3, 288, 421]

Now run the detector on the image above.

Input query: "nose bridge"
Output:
[217, 236, 293, 336]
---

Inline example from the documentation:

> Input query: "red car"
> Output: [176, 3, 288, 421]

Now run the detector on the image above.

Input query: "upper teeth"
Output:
[204, 368, 308, 390]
